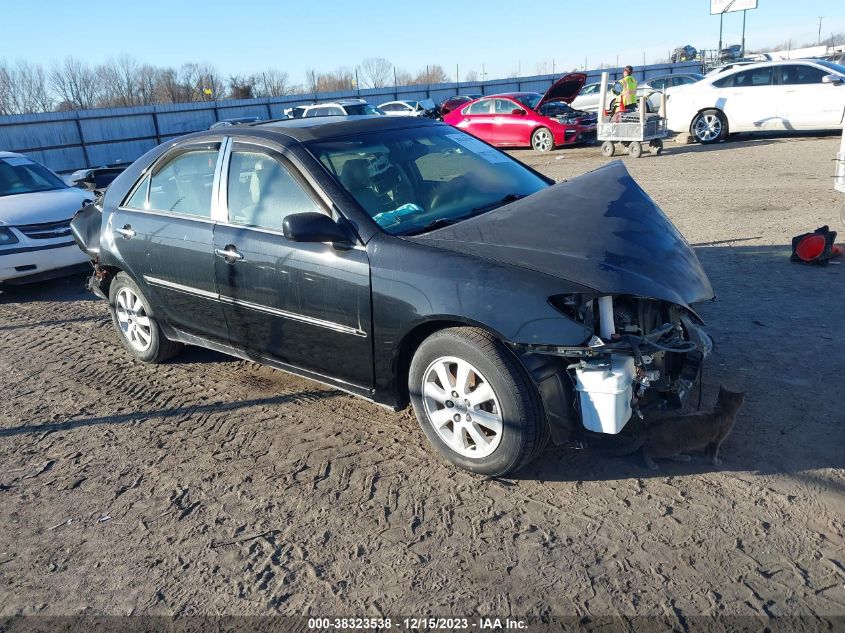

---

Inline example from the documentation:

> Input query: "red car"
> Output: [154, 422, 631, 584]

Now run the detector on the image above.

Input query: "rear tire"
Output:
[601, 141, 616, 157]
[108, 272, 182, 363]
[691, 109, 727, 144]
[408, 327, 546, 476]
[531, 127, 554, 152]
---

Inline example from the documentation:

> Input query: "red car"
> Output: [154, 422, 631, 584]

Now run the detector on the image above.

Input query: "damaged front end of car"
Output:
[412, 160, 715, 444]
[519, 293, 712, 441]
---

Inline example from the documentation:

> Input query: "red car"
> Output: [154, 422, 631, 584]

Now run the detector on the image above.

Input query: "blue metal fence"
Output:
[0, 61, 701, 173]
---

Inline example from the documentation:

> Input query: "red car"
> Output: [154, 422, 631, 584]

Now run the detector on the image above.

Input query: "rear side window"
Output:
[714, 67, 773, 88]
[465, 99, 493, 114]
[780, 65, 827, 85]
[147, 146, 220, 217]
[226, 149, 322, 230]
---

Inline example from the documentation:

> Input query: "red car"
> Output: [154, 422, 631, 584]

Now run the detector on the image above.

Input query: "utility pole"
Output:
[818, 16, 824, 46]
[741, 10, 747, 57]
[456, 63, 459, 85]
[718, 12, 724, 55]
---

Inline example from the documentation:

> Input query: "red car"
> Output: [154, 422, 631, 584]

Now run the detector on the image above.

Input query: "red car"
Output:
[443, 73, 596, 152]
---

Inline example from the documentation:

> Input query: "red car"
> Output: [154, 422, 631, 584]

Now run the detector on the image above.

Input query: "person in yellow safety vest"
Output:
[618, 65, 638, 112]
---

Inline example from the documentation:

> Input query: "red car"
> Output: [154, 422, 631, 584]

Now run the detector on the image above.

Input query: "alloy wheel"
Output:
[115, 287, 153, 352]
[532, 129, 553, 152]
[694, 114, 722, 142]
[421, 356, 503, 459]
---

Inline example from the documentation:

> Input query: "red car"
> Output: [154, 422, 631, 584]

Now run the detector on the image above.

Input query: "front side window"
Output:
[0, 157, 67, 197]
[650, 78, 669, 91]
[494, 98, 518, 114]
[780, 65, 827, 85]
[309, 126, 548, 235]
[227, 149, 322, 230]
[147, 146, 219, 217]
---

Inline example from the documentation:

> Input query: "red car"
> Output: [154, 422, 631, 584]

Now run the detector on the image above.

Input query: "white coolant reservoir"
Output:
[575, 355, 635, 434]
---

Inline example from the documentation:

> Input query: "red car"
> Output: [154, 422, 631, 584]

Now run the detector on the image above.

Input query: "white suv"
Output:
[285, 99, 384, 118]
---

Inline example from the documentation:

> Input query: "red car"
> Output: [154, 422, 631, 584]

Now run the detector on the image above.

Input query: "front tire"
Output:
[408, 327, 547, 476]
[531, 127, 554, 152]
[108, 272, 182, 363]
[691, 109, 727, 144]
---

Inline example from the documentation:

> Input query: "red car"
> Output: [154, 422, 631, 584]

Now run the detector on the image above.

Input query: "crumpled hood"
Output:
[0, 188, 92, 227]
[411, 161, 714, 308]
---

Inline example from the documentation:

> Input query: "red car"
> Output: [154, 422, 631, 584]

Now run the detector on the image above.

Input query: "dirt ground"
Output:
[1, 132, 844, 624]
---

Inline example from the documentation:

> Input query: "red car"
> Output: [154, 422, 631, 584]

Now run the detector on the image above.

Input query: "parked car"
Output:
[210, 117, 261, 129]
[69, 116, 714, 475]
[285, 99, 384, 118]
[436, 94, 483, 118]
[571, 80, 661, 114]
[1, 152, 92, 285]
[643, 73, 703, 92]
[719, 45, 743, 63]
[671, 45, 698, 63]
[65, 165, 127, 191]
[666, 59, 845, 143]
[443, 73, 597, 151]
[379, 99, 436, 117]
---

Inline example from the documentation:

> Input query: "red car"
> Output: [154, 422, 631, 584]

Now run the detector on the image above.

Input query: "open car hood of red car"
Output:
[537, 72, 587, 108]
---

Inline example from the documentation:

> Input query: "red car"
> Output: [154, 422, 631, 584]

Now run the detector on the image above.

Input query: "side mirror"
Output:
[822, 74, 844, 85]
[283, 212, 355, 245]
[511, 108, 526, 115]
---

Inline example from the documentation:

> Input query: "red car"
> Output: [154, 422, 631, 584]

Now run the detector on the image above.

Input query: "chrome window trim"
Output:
[113, 205, 217, 225]
[143, 275, 367, 337]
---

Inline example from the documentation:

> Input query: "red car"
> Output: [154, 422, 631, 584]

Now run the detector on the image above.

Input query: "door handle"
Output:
[214, 246, 244, 262]
[114, 225, 135, 239]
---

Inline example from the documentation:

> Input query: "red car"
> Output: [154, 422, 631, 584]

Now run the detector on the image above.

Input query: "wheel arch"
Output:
[392, 317, 511, 409]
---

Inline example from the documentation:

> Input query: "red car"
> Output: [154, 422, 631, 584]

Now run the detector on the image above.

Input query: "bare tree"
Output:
[136, 64, 159, 105]
[97, 55, 143, 107]
[228, 75, 256, 100]
[393, 68, 413, 86]
[413, 64, 449, 85]
[0, 60, 52, 114]
[359, 57, 392, 88]
[317, 67, 355, 92]
[535, 60, 554, 75]
[464, 70, 479, 83]
[256, 69, 292, 97]
[49, 57, 100, 110]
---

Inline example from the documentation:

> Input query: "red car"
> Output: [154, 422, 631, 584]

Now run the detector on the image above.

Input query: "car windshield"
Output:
[308, 126, 549, 235]
[512, 94, 542, 111]
[0, 156, 67, 197]
[344, 103, 385, 116]
[815, 60, 845, 75]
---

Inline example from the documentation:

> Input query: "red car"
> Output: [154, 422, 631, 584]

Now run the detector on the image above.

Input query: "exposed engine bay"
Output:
[527, 294, 712, 438]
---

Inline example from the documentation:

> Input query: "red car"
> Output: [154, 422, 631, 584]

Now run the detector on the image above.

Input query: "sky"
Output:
[1, 0, 843, 84]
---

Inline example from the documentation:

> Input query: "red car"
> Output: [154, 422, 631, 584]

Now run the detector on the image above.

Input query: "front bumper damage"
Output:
[515, 295, 713, 445]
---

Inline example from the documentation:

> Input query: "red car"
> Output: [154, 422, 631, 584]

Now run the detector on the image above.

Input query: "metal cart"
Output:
[595, 72, 669, 158]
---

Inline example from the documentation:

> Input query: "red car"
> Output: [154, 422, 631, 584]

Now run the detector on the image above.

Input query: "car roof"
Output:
[707, 58, 832, 79]
[251, 115, 441, 142]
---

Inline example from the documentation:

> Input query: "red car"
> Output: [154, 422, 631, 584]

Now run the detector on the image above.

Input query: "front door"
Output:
[779, 64, 845, 129]
[715, 66, 780, 131]
[111, 142, 228, 341]
[213, 142, 373, 390]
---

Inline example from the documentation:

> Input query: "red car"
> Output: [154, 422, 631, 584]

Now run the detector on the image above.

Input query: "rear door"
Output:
[213, 141, 373, 389]
[112, 142, 228, 341]
[452, 98, 496, 143]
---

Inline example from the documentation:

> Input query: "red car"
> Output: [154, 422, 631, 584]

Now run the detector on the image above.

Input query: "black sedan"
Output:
[71, 116, 714, 476]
